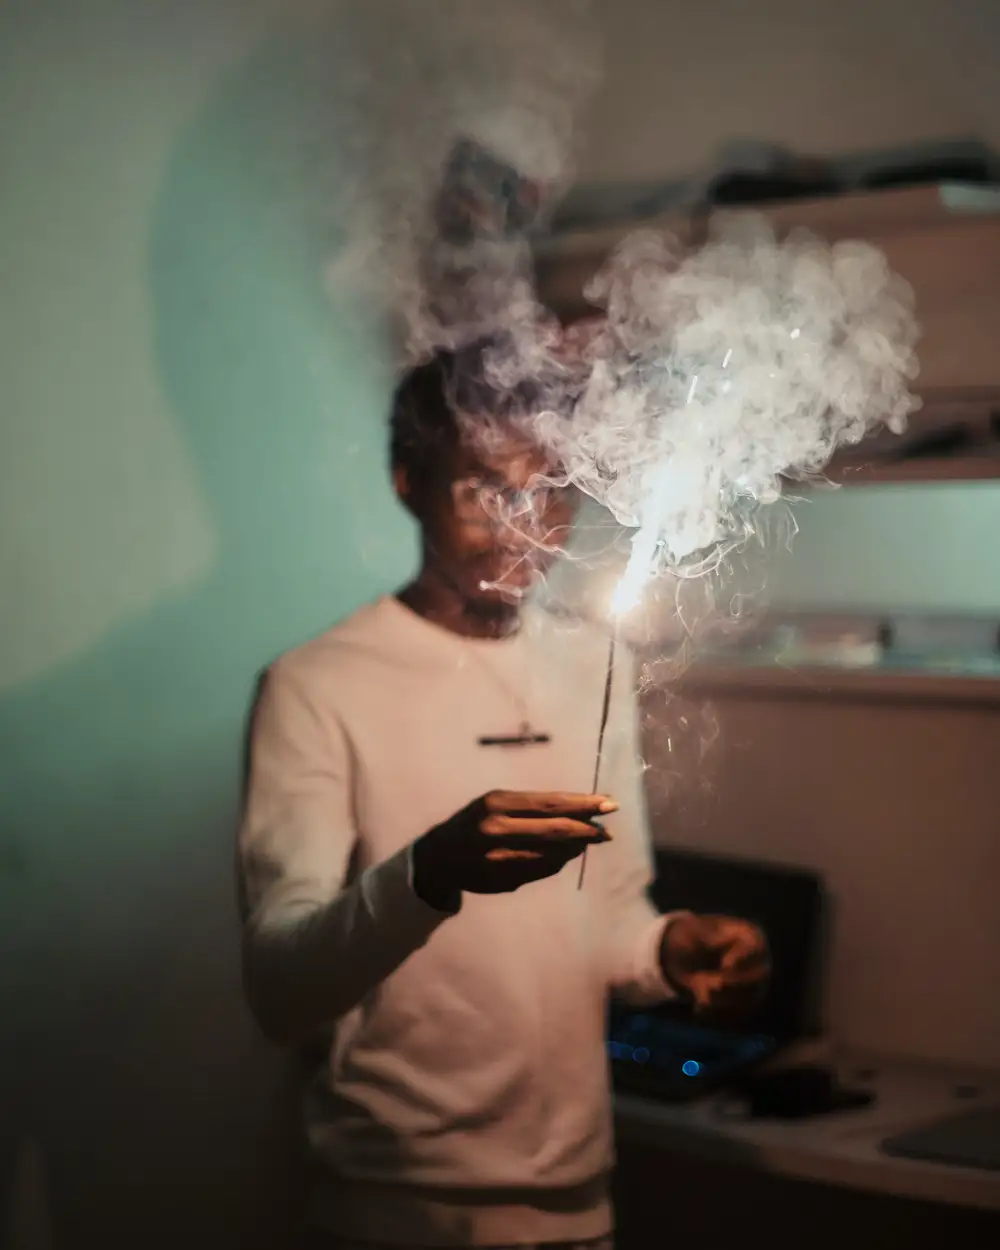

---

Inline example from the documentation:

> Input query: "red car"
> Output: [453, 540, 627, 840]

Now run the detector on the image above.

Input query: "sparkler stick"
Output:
[578, 628, 617, 889]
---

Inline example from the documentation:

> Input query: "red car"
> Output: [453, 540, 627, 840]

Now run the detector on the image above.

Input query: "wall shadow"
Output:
[0, 17, 411, 1248]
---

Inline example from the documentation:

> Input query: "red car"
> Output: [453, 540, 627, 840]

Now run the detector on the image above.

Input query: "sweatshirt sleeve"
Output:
[238, 659, 455, 1045]
[597, 644, 680, 1006]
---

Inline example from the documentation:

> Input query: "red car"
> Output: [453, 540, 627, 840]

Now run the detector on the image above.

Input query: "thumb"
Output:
[720, 933, 757, 970]
[689, 971, 724, 1008]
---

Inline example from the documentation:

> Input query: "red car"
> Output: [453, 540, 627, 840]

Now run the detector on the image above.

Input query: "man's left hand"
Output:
[660, 913, 771, 1014]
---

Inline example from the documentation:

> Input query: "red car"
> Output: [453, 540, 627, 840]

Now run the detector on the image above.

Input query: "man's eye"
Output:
[474, 480, 514, 505]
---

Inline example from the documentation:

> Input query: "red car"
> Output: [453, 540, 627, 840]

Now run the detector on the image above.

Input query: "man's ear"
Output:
[393, 463, 415, 515]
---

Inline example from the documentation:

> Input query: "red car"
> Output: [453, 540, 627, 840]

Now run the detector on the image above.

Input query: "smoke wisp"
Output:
[322, 0, 600, 363]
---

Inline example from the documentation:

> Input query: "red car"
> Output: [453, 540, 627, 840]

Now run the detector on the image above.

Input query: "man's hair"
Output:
[389, 351, 459, 479]
[389, 340, 550, 480]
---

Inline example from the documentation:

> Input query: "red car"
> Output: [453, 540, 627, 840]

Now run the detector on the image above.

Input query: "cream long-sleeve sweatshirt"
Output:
[239, 596, 674, 1245]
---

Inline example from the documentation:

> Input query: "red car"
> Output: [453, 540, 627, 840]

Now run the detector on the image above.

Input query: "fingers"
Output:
[689, 970, 768, 1013]
[720, 933, 770, 973]
[688, 972, 723, 1010]
[481, 813, 611, 842]
[486, 844, 586, 866]
[709, 928, 771, 989]
[691, 918, 769, 969]
[688, 954, 770, 1013]
[476, 842, 585, 892]
[484, 790, 619, 817]
[668, 918, 770, 1013]
[690, 965, 767, 994]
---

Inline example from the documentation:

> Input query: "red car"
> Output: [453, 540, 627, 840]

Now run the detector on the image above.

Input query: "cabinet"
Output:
[614, 1140, 1000, 1250]
[534, 185, 1000, 483]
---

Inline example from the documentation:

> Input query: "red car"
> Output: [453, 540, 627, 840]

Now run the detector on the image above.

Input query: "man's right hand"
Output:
[411, 790, 617, 910]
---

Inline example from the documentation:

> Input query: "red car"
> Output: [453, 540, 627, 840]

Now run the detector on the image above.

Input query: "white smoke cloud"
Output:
[322, 0, 600, 362]
[529, 217, 921, 612]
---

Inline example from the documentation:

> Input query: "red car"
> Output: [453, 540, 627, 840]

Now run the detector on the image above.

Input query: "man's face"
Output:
[399, 425, 577, 606]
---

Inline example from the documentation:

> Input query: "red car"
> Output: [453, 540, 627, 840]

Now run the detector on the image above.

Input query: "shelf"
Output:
[674, 662, 1000, 707]
[819, 387, 1000, 485]
[824, 455, 1000, 485]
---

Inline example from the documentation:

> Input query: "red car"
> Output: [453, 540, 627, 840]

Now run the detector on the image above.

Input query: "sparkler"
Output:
[578, 627, 617, 888]
[578, 563, 650, 888]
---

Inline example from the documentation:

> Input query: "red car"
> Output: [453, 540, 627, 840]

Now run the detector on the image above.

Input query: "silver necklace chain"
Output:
[463, 634, 536, 735]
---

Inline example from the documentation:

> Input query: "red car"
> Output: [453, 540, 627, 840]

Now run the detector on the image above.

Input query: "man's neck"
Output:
[398, 571, 522, 640]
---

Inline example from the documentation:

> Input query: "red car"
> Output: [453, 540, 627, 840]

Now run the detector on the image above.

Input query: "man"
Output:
[239, 343, 769, 1249]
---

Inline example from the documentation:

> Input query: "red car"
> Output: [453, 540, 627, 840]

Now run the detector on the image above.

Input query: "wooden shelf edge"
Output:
[822, 456, 1000, 486]
[674, 664, 1000, 707]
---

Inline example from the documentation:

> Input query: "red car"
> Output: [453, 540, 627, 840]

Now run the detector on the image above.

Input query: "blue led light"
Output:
[608, 1041, 635, 1062]
[632, 1047, 650, 1064]
[681, 1059, 701, 1077]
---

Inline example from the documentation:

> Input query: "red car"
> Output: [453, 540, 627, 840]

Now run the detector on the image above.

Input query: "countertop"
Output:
[615, 1046, 1000, 1212]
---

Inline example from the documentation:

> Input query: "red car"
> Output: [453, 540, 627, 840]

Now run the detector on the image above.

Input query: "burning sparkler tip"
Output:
[609, 582, 640, 618]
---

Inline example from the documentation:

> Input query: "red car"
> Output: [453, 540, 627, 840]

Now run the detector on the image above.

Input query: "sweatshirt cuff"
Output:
[358, 845, 461, 941]
[644, 911, 692, 1002]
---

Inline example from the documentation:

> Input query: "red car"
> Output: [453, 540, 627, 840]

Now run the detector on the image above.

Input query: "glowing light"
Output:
[609, 572, 642, 618]
[633, 1047, 651, 1065]
[610, 554, 651, 618]
[681, 1059, 701, 1077]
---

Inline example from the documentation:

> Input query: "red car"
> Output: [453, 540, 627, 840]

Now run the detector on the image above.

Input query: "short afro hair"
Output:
[389, 339, 552, 480]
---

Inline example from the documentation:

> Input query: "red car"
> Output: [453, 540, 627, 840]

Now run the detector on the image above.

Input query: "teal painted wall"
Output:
[773, 483, 1000, 614]
[0, 4, 412, 1244]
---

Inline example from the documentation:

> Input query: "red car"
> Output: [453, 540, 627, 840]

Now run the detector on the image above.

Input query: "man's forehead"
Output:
[455, 418, 555, 475]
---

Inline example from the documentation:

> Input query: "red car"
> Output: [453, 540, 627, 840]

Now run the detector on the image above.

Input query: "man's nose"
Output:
[499, 523, 537, 551]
